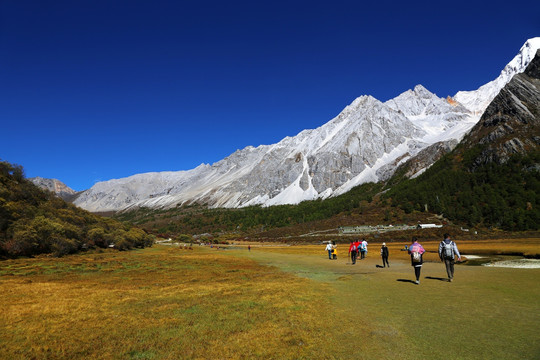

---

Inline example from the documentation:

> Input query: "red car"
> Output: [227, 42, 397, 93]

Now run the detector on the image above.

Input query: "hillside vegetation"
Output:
[114, 182, 386, 236]
[0, 160, 154, 258]
[384, 148, 539, 231]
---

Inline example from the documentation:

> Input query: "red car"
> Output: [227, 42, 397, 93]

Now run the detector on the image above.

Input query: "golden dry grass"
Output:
[0, 247, 340, 359]
[1, 238, 539, 359]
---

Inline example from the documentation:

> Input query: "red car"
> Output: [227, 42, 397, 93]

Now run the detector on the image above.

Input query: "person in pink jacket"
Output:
[408, 237, 425, 285]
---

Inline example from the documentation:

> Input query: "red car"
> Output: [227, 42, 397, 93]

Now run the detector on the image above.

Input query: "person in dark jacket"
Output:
[380, 242, 389, 267]
[408, 237, 425, 284]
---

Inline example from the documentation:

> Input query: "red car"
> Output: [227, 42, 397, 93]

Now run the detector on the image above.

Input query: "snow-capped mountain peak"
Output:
[73, 38, 539, 212]
[454, 37, 540, 115]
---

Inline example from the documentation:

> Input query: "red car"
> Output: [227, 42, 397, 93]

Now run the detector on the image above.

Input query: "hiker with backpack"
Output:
[408, 237, 425, 284]
[380, 242, 389, 267]
[354, 239, 361, 259]
[360, 238, 368, 259]
[438, 233, 461, 282]
[348, 242, 358, 264]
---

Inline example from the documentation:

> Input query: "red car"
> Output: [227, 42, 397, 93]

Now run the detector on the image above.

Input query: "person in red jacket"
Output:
[354, 240, 361, 259]
[348, 242, 358, 264]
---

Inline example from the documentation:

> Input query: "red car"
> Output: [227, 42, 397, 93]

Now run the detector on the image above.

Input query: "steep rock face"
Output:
[230, 95, 424, 206]
[387, 85, 470, 123]
[29, 177, 77, 201]
[462, 49, 540, 168]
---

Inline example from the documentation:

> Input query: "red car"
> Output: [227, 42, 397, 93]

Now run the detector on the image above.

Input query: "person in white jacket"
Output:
[360, 239, 368, 259]
[325, 242, 333, 260]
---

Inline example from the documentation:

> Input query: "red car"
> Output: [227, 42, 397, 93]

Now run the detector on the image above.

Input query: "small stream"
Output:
[462, 254, 540, 268]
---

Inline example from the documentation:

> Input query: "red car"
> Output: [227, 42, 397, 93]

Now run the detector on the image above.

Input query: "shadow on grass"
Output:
[425, 276, 449, 282]
[396, 279, 416, 284]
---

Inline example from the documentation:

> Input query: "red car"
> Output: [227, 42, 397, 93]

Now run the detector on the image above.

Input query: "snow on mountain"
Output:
[454, 37, 540, 115]
[73, 38, 540, 213]
[74, 89, 462, 212]
[385, 84, 477, 145]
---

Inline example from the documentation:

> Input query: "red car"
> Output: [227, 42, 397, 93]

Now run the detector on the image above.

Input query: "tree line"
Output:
[115, 182, 383, 235]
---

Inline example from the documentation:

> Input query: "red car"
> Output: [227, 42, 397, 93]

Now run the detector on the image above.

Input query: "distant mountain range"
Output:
[36, 38, 540, 213]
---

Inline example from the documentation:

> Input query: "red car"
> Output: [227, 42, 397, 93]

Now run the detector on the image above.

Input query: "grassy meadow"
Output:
[1, 239, 539, 359]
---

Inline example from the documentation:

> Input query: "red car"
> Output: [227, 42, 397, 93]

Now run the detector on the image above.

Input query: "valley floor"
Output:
[1, 240, 539, 359]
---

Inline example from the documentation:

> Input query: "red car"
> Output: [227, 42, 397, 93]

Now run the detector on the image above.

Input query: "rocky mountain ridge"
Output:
[462, 49, 540, 168]
[384, 50, 540, 231]
[72, 38, 540, 213]
[454, 38, 540, 115]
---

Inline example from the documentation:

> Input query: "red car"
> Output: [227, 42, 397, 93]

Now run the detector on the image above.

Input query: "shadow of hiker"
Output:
[425, 276, 448, 282]
[396, 279, 416, 284]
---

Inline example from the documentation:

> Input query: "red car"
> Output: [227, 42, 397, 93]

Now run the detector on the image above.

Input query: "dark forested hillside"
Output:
[384, 150, 539, 230]
[0, 160, 154, 258]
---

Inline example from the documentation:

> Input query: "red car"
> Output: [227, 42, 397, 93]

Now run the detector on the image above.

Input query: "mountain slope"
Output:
[461, 49, 540, 167]
[454, 37, 540, 115]
[385, 50, 540, 230]
[74, 91, 467, 212]
[74, 38, 540, 213]
[29, 177, 78, 201]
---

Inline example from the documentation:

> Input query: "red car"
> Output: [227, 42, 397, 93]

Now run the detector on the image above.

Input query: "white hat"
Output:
[382, 243, 386, 246]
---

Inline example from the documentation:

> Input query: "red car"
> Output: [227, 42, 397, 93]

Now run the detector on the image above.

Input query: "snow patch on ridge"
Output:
[264, 153, 318, 206]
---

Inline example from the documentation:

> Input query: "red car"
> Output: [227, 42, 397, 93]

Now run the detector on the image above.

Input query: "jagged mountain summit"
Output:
[461, 48, 540, 167]
[73, 38, 540, 213]
[454, 37, 540, 116]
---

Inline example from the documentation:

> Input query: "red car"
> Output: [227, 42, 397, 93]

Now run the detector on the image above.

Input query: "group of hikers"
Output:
[326, 233, 461, 284]
[408, 233, 461, 284]
[347, 238, 369, 264]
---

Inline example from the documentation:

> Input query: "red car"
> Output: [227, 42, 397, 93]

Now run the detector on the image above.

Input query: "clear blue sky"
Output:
[1, 0, 539, 191]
